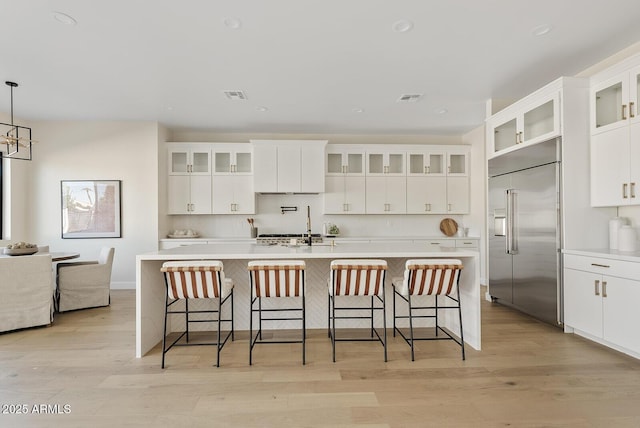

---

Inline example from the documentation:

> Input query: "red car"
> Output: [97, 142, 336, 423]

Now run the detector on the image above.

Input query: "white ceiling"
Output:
[2, 0, 640, 136]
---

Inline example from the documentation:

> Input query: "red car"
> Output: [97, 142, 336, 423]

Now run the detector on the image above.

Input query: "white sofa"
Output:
[0, 253, 54, 333]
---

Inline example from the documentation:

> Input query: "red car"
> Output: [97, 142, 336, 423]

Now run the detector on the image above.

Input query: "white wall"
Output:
[27, 121, 161, 288]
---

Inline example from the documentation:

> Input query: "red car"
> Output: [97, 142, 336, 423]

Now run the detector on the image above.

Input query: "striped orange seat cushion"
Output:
[248, 260, 306, 298]
[391, 258, 463, 296]
[328, 259, 387, 296]
[161, 261, 234, 299]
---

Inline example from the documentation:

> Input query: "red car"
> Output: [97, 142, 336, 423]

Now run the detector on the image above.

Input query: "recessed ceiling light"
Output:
[53, 11, 77, 25]
[256, 106, 268, 112]
[223, 17, 242, 29]
[392, 19, 413, 33]
[531, 24, 553, 36]
[352, 107, 365, 113]
[434, 107, 448, 115]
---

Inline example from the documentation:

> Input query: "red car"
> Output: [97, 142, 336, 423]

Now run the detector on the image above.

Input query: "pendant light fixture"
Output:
[1, 81, 33, 161]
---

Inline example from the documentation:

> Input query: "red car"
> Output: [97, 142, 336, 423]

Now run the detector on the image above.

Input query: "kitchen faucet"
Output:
[306, 205, 312, 246]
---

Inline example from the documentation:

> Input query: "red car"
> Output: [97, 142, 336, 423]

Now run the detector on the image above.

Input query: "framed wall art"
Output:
[61, 180, 122, 238]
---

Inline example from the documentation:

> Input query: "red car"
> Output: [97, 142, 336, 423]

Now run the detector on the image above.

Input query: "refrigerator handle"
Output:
[506, 189, 518, 255]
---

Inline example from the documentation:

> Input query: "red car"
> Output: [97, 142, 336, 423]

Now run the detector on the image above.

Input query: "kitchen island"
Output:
[136, 241, 480, 357]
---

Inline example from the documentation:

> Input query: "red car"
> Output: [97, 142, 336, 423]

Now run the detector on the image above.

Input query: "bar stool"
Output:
[328, 259, 387, 362]
[160, 261, 234, 368]
[392, 259, 465, 361]
[248, 260, 306, 365]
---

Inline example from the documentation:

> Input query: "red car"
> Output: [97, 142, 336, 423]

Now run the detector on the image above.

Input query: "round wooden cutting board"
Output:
[439, 218, 458, 237]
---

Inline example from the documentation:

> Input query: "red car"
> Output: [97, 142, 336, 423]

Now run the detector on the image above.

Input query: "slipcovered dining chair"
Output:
[392, 259, 465, 361]
[248, 260, 306, 365]
[161, 260, 234, 368]
[56, 247, 114, 312]
[328, 259, 388, 362]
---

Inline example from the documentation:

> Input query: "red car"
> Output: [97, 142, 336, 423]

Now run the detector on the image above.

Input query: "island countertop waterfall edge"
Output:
[136, 242, 481, 358]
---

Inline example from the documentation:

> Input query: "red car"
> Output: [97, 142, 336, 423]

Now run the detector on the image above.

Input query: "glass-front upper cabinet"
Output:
[326, 149, 365, 175]
[366, 151, 405, 176]
[407, 151, 445, 176]
[213, 145, 252, 174]
[168, 144, 211, 175]
[447, 153, 468, 176]
[488, 91, 560, 157]
[591, 66, 640, 135]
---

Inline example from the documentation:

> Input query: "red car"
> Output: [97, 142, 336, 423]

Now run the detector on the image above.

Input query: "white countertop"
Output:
[563, 248, 640, 263]
[159, 235, 479, 242]
[141, 241, 479, 261]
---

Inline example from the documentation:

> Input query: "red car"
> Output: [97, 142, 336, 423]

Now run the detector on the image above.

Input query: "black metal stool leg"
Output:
[408, 294, 415, 361]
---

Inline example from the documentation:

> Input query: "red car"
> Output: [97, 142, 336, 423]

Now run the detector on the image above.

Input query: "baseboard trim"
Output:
[110, 281, 135, 290]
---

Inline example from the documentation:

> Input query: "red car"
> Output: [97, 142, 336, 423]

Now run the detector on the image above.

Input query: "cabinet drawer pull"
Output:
[602, 281, 608, 298]
[623, 183, 628, 199]
[595, 280, 600, 296]
[622, 104, 628, 120]
[631, 101, 636, 118]
[590, 263, 610, 268]
[631, 182, 636, 199]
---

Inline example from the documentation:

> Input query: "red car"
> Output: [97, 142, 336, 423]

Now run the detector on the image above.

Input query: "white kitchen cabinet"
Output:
[406, 176, 447, 213]
[213, 145, 252, 174]
[590, 123, 640, 206]
[591, 65, 640, 135]
[324, 146, 366, 214]
[167, 143, 212, 214]
[365, 176, 406, 214]
[365, 150, 406, 214]
[564, 253, 640, 357]
[487, 91, 560, 158]
[252, 140, 327, 193]
[212, 144, 255, 214]
[405, 149, 469, 214]
[168, 144, 211, 175]
[326, 148, 365, 175]
[167, 174, 212, 214]
[407, 151, 445, 176]
[366, 151, 405, 176]
[414, 239, 454, 247]
[159, 239, 210, 250]
[213, 175, 255, 214]
[324, 176, 366, 214]
[406, 150, 446, 213]
[446, 151, 469, 214]
[590, 64, 640, 207]
[455, 239, 479, 248]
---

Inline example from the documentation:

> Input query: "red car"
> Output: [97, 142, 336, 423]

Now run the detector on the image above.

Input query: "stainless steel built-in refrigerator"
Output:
[488, 138, 562, 326]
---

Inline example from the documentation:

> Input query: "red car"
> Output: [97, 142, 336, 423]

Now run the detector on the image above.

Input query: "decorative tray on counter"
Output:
[167, 234, 200, 239]
[3, 248, 39, 256]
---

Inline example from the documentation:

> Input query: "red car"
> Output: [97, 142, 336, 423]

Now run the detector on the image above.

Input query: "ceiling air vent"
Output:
[223, 90, 247, 100]
[397, 94, 423, 103]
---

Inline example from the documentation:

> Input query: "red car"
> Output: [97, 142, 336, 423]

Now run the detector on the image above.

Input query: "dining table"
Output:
[50, 252, 80, 262]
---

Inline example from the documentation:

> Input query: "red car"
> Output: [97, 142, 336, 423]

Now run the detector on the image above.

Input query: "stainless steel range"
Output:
[256, 234, 323, 246]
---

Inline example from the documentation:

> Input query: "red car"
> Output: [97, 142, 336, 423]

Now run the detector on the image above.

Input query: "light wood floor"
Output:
[1, 289, 640, 427]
